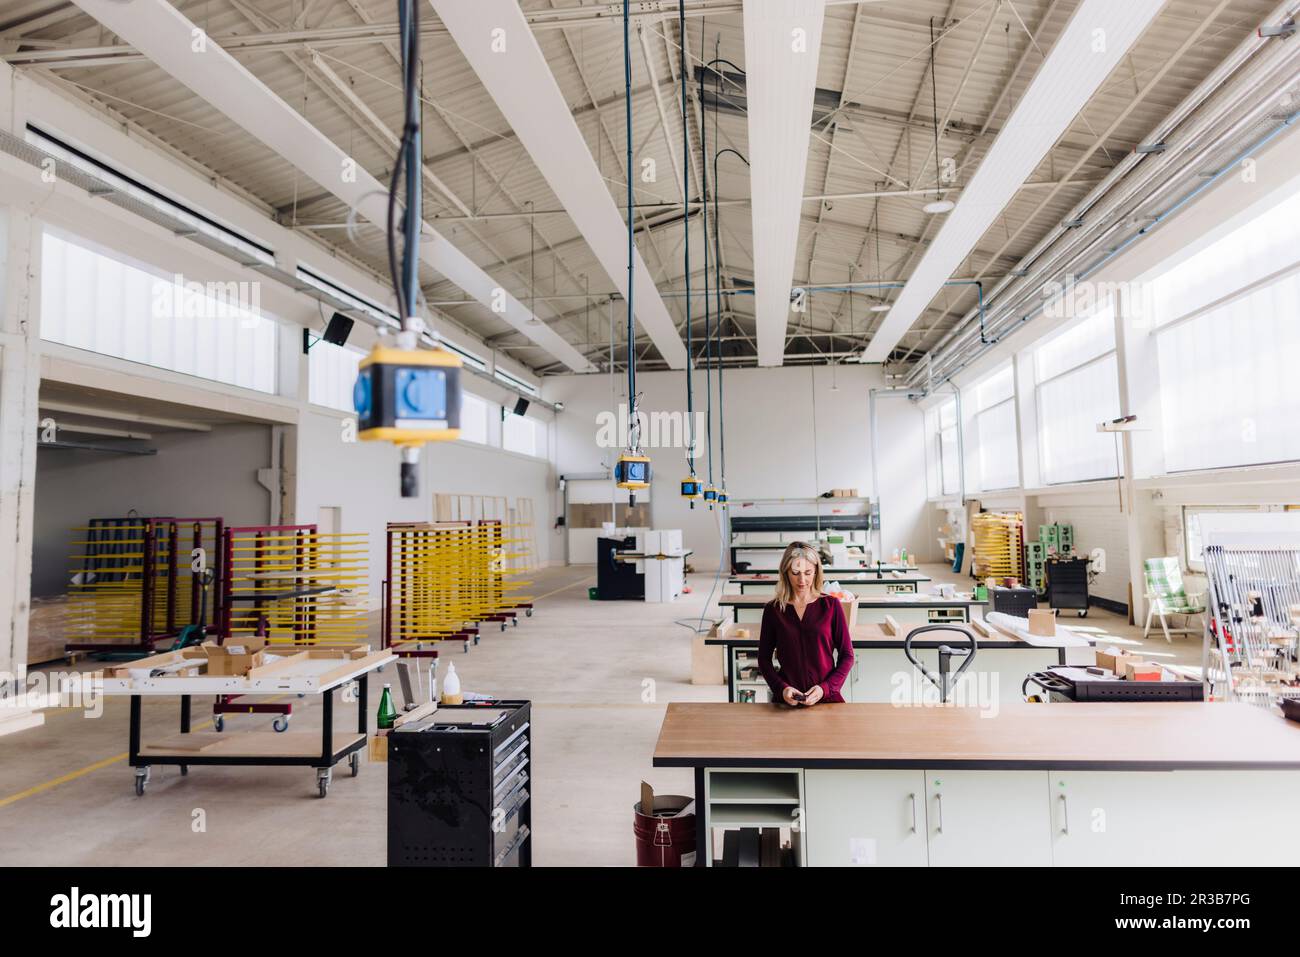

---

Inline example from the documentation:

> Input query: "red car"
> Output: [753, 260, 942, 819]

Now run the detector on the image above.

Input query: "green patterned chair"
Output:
[1142, 557, 1206, 642]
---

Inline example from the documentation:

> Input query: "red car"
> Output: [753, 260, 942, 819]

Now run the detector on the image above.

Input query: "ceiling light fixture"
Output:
[922, 18, 952, 216]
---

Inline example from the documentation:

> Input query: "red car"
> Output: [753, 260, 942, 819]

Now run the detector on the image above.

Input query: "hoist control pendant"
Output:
[680, 477, 702, 499]
[716, 488, 728, 508]
[354, 343, 463, 445]
[702, 485, 718, 504]
[614, 452, 652, 491]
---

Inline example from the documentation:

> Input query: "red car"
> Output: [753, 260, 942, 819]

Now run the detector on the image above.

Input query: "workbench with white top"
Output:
[98, 645, 394, 797]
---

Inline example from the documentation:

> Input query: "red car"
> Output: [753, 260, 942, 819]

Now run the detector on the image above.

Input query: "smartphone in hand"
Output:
[790, 691, 806, 703]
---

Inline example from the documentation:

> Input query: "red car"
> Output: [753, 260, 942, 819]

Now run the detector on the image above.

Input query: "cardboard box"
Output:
[202, 638, 269, 676]
[837, 596, 859, 627]
[692, 621, 727, 685]
[1027, 609, 1056, 637]
[1124, 659, 1162, 682]
[1096, 648, 1137, 674]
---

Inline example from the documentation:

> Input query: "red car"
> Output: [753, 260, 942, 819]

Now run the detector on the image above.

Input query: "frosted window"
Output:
[40, 230, 277, 393]
[308, 341, 363, 412]
[503, 413, 539, 457]
[1150, 184, 1300, 472]
[459, 392, 489, 445]
[1037, 353, 1121, 484]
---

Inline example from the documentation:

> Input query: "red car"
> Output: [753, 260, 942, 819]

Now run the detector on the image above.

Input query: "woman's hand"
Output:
[801, 685, 824, 707]
[782, 686, 802, 707]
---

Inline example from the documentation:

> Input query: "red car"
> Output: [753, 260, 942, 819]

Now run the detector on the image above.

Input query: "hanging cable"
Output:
[679, 0, 701, 505]
[614, 0, 650, 505]
[354, 0, 463, 498]
[698, 28, 716, 508]
[704, 48, 746, 509]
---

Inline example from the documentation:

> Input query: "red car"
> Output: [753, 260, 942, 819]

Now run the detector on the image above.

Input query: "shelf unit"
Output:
[701, 768, 805, 866]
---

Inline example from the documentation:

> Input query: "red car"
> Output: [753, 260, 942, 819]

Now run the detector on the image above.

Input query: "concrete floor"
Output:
[0, 562, 1202, 866]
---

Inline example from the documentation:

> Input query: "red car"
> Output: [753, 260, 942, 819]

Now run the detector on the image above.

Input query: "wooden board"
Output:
[139, 731, 365, 759]
[719, 593, 979, 607]
[652, 702, 1300, 770]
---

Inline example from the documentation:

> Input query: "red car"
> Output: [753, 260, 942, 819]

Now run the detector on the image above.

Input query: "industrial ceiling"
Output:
[3, 0, 1296, 383]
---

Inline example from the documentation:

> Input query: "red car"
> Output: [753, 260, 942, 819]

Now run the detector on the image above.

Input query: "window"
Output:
[1033, 304, 1120, 484]
[40, 229, 278, 393]
[1150, 186, 1300, 472]
[459, 392, 489, 444]
[925, 399, 960, 498]
[308, 341, 363, 412]
[971, 364, 1019, 491]
[503, 412, 542, 458]
[1182, 505, 1284, 571]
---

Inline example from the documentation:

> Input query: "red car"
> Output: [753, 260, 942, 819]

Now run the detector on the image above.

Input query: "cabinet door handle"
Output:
[934, 793, 943, 834]
[1059, 793, 1069, 834]
[908, 793, 917, 833]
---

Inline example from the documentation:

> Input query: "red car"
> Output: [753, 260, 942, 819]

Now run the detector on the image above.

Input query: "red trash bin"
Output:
[633, 793, 696, 867]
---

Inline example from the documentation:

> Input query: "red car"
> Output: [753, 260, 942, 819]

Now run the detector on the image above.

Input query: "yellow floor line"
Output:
[0, 698, 284, 810]
[0, 751, 128, 809]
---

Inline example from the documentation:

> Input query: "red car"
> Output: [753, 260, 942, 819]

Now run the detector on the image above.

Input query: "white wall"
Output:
[294, 408, 557, 601]
[542, 364, 931, 569]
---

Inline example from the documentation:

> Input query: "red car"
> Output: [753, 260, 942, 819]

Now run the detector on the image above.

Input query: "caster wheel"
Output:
[134, 768, 150, 796]
[316, 769, 332, 798]
[350, 752, 360, 777]
[298, 693, 306, 699]
[180, 765, 189, 777]
[501, 622, 507, 632]
[273, 716, 289, 733]
[214, 716, 225, 732]
[318, 780, 329, 798]
[1078, 610, 1088, 618]
[377, 664, 386, 673]
[512, 617, 518, 627]
[464, 642, 470, 653]
[526, 609, 533, 618]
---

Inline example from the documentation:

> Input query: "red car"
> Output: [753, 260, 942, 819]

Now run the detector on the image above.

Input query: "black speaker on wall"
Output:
[512, 397, 530, 417]
[323, 312, 355, 346]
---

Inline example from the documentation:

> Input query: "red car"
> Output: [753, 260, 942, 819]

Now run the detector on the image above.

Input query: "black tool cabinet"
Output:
[1046, 558, 1090, 616]
[387, 700, 532, 867]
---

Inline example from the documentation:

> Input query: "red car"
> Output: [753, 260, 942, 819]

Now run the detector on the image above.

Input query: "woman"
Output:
[757, 542, 855, 706]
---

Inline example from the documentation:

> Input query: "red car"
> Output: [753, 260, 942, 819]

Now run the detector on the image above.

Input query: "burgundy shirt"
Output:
[757, 595, 855, 703]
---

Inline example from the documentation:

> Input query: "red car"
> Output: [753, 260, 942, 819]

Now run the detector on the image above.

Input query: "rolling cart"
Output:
[1046, 557, 1091, 617]
[98, 645, 393, 797]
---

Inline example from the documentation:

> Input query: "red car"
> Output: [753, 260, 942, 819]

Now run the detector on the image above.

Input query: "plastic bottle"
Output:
[441, 663, 463, 705]
[376, 683, 397, 729]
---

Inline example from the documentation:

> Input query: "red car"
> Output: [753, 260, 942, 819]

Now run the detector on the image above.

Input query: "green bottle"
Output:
[376, 684, 397, 729]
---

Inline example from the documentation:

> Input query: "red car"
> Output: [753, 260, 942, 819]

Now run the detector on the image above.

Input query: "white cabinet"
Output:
[925, 771, 1052, 866]
[1050, 770, 1300, 866]
[804, 770, 928, 866]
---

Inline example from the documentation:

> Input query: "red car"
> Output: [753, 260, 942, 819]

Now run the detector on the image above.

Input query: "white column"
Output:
[0, 204, 45, 736]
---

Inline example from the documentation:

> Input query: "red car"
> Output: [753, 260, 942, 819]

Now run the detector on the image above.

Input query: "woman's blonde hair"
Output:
[772, 541, 824, 610]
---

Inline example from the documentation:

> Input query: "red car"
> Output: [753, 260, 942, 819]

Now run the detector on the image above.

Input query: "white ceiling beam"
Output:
[743, 0, 827, 366]
[68, 0, 595, 373]
[428, 0, 688, 370]
[862, 0, 1166, 362]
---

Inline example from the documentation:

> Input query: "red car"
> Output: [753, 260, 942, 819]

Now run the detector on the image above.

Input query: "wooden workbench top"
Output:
[652, 702, 1300, 771]
[719, 592, 978, 606]
[707, 623, 1026, 648]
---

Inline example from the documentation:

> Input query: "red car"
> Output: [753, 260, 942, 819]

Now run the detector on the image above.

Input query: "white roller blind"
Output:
[1151, 184, 1300, 472]
[971, 364, 1018, 491]
[1034, 306, 1120, 485]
